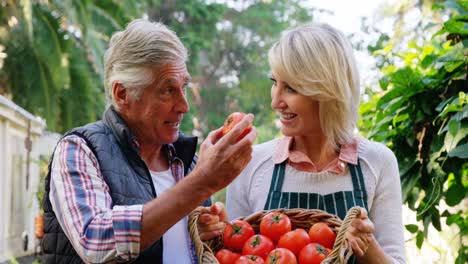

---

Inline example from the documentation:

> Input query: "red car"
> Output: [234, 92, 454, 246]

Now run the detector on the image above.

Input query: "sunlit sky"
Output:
[304, 0, 393, 34]
[209, 0, 402, 87]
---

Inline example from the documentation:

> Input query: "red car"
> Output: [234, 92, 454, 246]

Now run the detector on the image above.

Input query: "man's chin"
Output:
[166, 133, 180, 144]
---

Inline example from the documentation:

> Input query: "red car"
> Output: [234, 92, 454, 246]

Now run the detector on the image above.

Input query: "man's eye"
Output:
[163, 88, 173, 94]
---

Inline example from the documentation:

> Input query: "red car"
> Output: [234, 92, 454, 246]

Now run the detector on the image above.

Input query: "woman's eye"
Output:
[269, 78, 277, 86]
[286, 86, 296, 93]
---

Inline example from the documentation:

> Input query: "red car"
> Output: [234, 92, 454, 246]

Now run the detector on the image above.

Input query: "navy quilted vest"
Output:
[42, 108, 210, 263]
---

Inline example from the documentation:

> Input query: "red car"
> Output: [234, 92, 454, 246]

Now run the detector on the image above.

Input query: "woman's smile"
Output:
[279, 112, 298, 125]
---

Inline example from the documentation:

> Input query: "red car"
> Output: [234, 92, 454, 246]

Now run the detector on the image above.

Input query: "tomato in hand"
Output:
[308, 222, 336, 249]
[260, 212, 292, 242]
[223, 220, 255, 251]
[265, 248, 297, 264]
[216, 112, 252, 143]
[216, 249, 242, 264]
[242, 234, 275, 259]
[235, 255, 265, 264]
[277, 228, 310, 256]
[298, 243, 330, 264]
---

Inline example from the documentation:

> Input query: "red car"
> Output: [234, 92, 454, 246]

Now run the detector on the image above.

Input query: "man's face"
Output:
[124, 61, 190, 147]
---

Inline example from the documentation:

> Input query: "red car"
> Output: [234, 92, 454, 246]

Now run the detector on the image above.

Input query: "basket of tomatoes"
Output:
[188, 206, 362, 264]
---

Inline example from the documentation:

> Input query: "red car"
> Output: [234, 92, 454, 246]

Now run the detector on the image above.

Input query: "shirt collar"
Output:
[273, 136, 359, 173]
[166, 144, 178, 161]
[273, 136, 294, 164]
[338, 138, 358, 165]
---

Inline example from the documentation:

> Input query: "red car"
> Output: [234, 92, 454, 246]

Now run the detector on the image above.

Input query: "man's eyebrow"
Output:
[165, 76, 191, 85]
[163, 79, 177, 85]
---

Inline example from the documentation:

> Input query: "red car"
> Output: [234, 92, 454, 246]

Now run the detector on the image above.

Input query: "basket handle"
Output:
[188, 206, 220, 264]
[322, 206, 362, 264]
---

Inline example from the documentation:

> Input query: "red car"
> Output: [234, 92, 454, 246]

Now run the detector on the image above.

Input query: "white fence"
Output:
[0, 95, 60, 262]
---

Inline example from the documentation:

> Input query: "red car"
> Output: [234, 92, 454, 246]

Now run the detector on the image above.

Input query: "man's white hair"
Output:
[104, 19, 188, 110]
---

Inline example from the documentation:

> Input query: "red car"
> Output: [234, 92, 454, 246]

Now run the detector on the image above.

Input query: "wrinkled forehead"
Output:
[153, 62, 191, 85]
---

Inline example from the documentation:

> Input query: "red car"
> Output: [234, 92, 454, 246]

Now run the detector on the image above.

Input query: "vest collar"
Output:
[102, 107, 198, 174]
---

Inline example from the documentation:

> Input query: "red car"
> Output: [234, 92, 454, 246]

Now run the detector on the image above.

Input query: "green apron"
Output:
[263, 160, 369, 263]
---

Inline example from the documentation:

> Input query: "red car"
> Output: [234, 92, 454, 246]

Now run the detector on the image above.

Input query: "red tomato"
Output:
[277, 228, 310, 256]
[308, 223, 336, 249]
[216, 112, 252, 142]
[298, 243, 330, 264]
[260, 212, 292, 242]
[242, 235, 275, 259]
[265, 248, 297, 264]
[235, 255, 265, 264]
[223, 220, 255, 251]
[216, 249, 241, 264]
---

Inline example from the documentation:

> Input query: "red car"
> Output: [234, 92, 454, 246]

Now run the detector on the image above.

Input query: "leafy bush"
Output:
[360, 1, 467, 262]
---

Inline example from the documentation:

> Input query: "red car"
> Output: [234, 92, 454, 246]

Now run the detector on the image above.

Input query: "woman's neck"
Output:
[292, 134, 338, 170]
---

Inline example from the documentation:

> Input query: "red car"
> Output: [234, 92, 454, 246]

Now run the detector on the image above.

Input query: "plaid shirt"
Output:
[49, 134, 197, 263]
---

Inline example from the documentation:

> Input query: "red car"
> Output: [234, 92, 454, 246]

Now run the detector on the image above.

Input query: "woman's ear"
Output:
[112, 82, 129, 109]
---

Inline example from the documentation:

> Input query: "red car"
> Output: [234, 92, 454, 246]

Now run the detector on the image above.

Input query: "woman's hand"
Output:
[346, 208, 375, 257]
[197, 202, 228, 241]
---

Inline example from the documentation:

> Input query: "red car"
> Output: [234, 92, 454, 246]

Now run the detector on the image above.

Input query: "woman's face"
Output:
[270, 74, 322, 137]
[123, 61, 190, 147]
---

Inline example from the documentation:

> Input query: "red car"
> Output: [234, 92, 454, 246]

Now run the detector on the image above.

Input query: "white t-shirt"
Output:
[150, 169, 192, 264]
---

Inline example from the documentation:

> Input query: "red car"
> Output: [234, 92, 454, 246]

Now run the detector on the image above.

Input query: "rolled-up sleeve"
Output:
[49, 135, 143, 263]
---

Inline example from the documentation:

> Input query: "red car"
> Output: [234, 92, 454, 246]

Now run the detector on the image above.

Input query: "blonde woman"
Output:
[204, 24, 406, 263]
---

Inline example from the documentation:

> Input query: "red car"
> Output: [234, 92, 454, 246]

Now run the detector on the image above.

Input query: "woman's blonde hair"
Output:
[268, 23, 360, 147]
[104, 19, 187, 110]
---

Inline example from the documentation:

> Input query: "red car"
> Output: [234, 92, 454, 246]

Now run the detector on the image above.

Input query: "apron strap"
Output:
[349, 160, 368, 210]
[263, 162, 286, 210]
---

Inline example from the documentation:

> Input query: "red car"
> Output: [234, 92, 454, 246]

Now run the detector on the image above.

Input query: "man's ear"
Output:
[112, 82, 129, 109]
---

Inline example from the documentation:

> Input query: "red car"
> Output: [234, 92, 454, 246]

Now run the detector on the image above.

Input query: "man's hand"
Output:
[140, 114, 254, 250]
[193, 113, 256, 193]
[197, 202, 228, 241]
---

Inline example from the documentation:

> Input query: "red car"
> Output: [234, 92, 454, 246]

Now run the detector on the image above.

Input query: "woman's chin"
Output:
[280, 128, 296, 137]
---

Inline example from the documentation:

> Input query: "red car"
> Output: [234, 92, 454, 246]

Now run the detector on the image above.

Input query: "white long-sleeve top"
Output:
[226, 137, 406, 264]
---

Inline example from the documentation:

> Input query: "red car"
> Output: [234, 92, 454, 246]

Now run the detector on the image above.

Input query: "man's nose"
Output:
[175, 91, 189, 113]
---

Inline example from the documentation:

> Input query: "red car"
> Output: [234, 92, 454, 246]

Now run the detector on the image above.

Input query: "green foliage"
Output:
[8, 256, 19, 264]
[31, 156, 49, 213]
[146, 0, 227, 74]
[360, 1, 467, 262]
[1, 0, 225, 133]
[1, 0, 313, 138]
[0, 0, 136, 132]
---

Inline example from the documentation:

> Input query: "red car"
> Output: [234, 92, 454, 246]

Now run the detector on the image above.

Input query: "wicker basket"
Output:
[188, 206, 362, 264]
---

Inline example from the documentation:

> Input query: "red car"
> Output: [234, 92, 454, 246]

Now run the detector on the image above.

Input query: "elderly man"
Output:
[41, 19, 256, 264]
